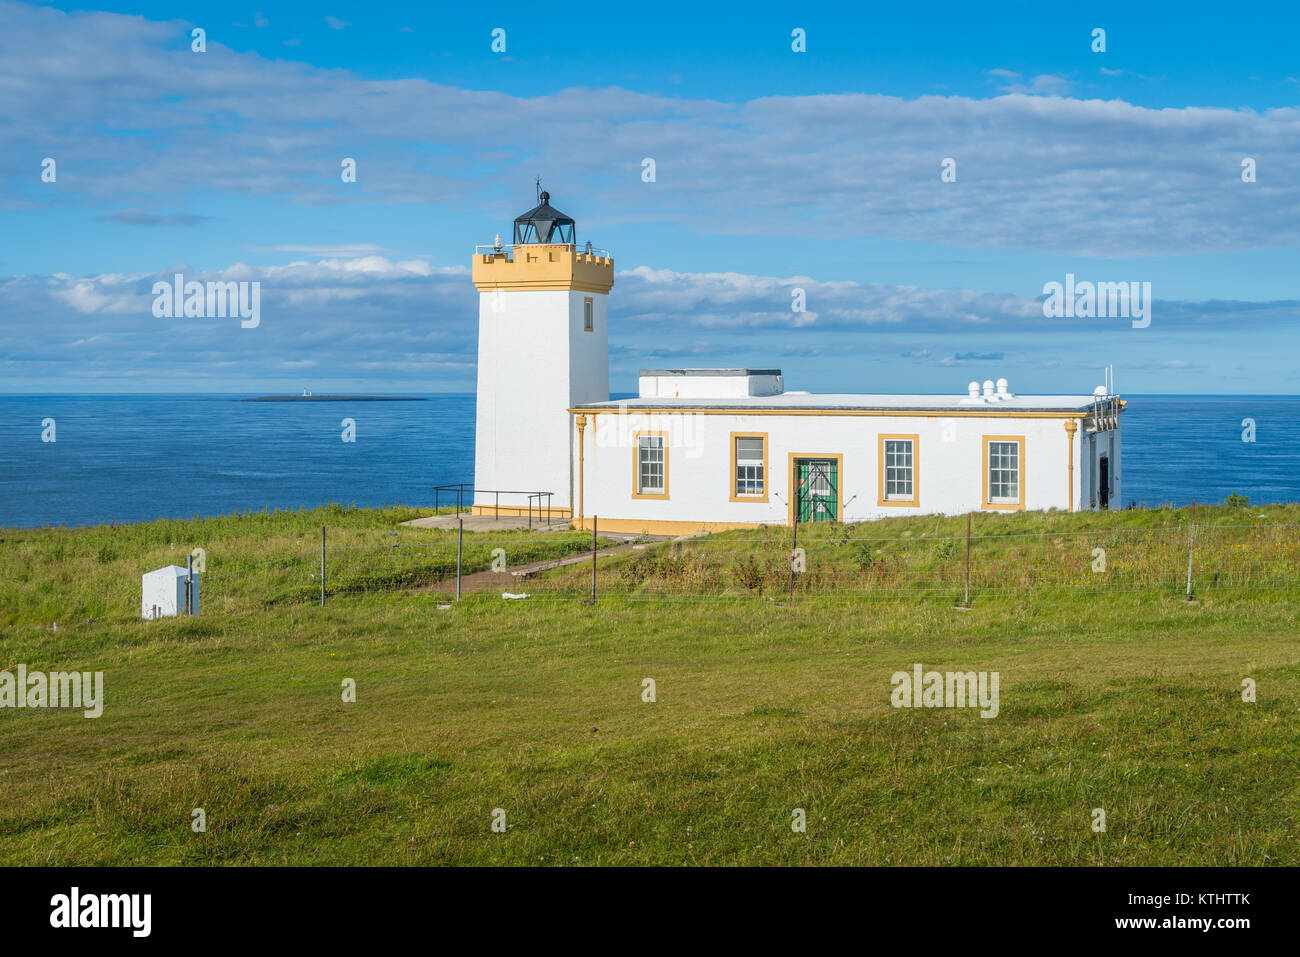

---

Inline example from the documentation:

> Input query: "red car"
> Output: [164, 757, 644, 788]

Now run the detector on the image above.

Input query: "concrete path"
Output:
[418, 530, 709, 597]
[400, 511, 665, 543]
[400, 512, 572, 533]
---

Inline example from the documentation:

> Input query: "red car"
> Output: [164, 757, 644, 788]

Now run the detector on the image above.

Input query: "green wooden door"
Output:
[795, 459, 838, 522]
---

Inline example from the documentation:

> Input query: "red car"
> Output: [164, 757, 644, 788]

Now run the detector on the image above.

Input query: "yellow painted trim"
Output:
[574, 517, 766, 534]
[981, 435, 1026, 511]
[583, 296, 594, 331]
[575, 414, 588, 521]
[478, 281, 613, 293]
[472, 245, 614, 294]
[877, 433, 920, 507]
[1064, 419, 1078, 512]
[469, 504, 573, 519]
[729, 431, 770, 503]
[632, 430, 669, 499]
[787, 452, 845, 526]
[568, 407, 1086, 419]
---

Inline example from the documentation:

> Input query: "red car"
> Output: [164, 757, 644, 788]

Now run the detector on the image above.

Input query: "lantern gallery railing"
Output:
[474, 243, 611, 260]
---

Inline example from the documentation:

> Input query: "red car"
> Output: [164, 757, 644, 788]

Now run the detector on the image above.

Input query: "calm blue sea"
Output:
[0, 394, 1296, 529]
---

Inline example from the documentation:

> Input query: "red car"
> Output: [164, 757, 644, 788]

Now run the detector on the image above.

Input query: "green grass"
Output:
[0, 503, 612, 625]
[560, 502, 1300, 601]
[0, 503, 1297, 865]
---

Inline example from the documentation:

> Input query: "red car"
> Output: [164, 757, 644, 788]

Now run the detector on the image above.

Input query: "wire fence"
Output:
[132, 515, 1300, 617]
[11, 509, 1300, 636]
[192, 528, 607, 608]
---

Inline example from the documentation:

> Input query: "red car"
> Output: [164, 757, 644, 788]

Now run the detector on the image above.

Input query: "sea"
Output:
[0, 394, 1295, 529]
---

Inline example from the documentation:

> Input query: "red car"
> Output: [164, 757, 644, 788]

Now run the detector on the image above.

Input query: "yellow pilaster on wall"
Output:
[576, 413, 587, 521]
[1064, 419, 1078, 511]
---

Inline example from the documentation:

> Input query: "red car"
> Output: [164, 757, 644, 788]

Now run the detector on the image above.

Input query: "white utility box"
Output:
[141, 565, 199, 619]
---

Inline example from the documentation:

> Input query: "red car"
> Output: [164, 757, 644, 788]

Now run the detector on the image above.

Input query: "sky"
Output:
[1, 0, 1298, 395]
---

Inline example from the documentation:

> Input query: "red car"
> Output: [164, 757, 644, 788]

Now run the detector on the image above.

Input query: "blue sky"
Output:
[2, 0, 1298, 394]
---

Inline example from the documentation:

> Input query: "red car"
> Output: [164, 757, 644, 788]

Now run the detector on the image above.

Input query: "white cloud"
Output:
[986, 69, 1073, 95]
[249, 243, 390, 257]
[2, 252, 1297, 391]
[2, 2, 1299, 258]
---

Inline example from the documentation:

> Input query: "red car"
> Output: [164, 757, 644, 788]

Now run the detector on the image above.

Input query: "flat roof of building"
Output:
[573, 393, 1113, 414]
[639, 368, 782, 377]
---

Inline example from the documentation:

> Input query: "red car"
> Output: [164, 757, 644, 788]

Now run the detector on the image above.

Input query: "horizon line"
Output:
[2, 391, 1299, 399]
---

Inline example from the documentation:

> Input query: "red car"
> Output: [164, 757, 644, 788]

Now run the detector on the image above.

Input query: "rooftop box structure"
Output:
[141, 564, 199, 619]
[638, 369, 785, 399]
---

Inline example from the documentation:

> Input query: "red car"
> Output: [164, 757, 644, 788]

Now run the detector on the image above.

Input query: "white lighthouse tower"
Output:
[470, 191, 613, 517]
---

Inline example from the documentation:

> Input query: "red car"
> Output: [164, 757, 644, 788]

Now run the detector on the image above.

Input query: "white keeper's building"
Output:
[471, 194, 1124, 534]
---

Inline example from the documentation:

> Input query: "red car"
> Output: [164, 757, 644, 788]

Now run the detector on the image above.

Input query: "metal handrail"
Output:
[433, 484, 557, 527]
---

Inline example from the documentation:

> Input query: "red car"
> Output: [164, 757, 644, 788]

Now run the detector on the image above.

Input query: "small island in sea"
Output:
[243, 395, 426, 402]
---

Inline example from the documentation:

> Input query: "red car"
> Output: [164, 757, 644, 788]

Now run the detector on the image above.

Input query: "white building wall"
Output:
[475, 289, 608, 510]
[578, 410, 1096, 526]
[568, 293, 609, 407]
[1082, 426, 1121, 508]
[1110, 429, 1122, 506]
[638, 372, 783, 398]
[1085, 431, 1096, 507]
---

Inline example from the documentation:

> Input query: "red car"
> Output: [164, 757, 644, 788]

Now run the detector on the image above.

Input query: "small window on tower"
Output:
[584, 297, 594, 332]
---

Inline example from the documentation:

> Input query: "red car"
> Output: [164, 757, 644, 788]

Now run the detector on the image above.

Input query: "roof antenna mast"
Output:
[535, 176, 542, 204]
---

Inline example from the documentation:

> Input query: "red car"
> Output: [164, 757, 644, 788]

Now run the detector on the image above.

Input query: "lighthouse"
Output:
[469, 193, 1121, 535]
[470, 191, 614, 517]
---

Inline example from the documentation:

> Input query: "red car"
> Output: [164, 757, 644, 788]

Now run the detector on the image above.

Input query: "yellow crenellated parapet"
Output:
[472, 244, 614, 293]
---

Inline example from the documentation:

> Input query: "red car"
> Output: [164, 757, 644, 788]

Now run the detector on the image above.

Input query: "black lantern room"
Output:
[513, 191, 576, 245]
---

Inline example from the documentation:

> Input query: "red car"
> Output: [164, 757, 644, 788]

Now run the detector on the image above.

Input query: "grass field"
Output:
[0, 503, 1297, 865]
